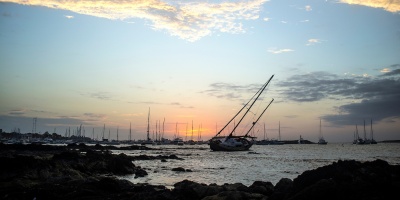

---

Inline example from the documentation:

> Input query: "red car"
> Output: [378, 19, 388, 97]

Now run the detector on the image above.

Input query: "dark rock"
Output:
[249, 180, 274, 196]
[223, 183, 249, 192]
[269, 178, 293, 200]
[172, 179, 223, 200]
[172, 167, 186, 172]
[202, 191, 267, 200]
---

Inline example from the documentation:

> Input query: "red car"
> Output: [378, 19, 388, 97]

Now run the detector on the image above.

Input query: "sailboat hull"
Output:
[209, 137, 254, 151]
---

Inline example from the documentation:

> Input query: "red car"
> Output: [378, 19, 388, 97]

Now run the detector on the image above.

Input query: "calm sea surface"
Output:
[114, 143, 400, 188]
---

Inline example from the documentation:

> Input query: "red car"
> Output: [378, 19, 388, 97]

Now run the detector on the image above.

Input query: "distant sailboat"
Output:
[353, 124, 365, 145]
[298, 135, 305, 144]
[256, 123, 269, 145]
[141, 107, 154, 145]
[269, 121, 284, 145]
[370, 119, 377, 144]
[317, 119, 327, 145]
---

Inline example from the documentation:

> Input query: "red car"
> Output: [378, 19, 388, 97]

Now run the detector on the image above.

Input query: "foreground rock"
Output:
[1, 143, 399, 200]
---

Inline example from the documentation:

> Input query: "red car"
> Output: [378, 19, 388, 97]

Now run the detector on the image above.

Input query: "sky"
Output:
[0, 0, 399, 143]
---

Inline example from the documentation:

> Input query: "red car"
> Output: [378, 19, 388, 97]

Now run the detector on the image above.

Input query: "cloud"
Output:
[8, 109, 26, 115]
[202, 82, 270, 102]
[64, 15, 74, 19]
[4, 0, 268, 42]
[268, 48, 294, 54]
[305, 5, 312, 11]
[380, 69, 400, 77]
[339, 0, 400, 13]
[82, 92, 113, 101]
[277, 71, 400, 125]
[306, 38, 321, 46]
[380, 64, 400, 76]
[263, 17, 270, 21]
[84, 113, 107, 119]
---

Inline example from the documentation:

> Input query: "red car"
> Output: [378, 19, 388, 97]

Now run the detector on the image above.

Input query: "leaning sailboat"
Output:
[209, 75, 275, 151]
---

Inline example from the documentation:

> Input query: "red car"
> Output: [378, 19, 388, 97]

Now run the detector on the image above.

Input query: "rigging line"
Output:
[239, 84, 272, 135]
[214, 76, 271, 137]
[228, 75, 274, 138]
[245, 98, 274, 137]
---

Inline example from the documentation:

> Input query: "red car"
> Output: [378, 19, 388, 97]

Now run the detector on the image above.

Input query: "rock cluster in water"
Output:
[1, 143, 399, 200]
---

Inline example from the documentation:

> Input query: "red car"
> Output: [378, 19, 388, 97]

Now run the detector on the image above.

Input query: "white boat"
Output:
[209, 75, 275, 151]
[298, 135, 305, 144]
[317, 119, 327, 145]
[173, 137, 184, 145]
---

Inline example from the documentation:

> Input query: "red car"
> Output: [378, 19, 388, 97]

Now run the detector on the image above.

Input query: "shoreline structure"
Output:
[1, 143, 399, 200]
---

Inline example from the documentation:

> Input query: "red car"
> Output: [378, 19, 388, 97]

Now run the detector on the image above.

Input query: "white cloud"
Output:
[5, 0, 269, 42]
[380, 68, 390, 73]
[268, 48, 294, 54]
[305, 5, 312, 11]
[263, 17, 270, 21]
[306, 38, 321, 46]
[64, 15, 74, 19]
[340, 0, 400, 13]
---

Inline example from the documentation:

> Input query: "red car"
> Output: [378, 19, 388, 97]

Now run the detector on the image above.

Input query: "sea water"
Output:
[115, 143, 400, 188]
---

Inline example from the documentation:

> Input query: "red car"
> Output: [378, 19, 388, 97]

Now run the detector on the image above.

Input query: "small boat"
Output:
[173, 137, 184, 145]
[298, 135, 305, 144]
[317, 119, 327, 145]
[209, 75, 275, 151]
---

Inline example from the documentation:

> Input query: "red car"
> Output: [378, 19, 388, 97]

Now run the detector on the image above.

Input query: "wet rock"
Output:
[172, 167, 186, 172]
[269, 178, 293, 200]
[202, 191, 267, 200]
[249, 181, 274, 196]
[134, 168, 148, 178]
[223, 183, 249, 192]
[172, 179, 223, 200]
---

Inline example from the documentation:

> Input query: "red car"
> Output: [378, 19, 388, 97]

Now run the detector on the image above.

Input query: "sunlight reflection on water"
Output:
[117, 143, 400, 188]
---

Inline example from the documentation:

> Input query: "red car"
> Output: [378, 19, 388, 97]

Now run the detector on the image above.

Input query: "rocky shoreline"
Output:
[1, 143, 399, 200]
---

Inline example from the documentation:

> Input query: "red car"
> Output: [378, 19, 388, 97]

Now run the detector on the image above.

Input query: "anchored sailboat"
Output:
[209, 75, 275, 151]
[317, 119, 327, 145]
[141, 107, 154, 145]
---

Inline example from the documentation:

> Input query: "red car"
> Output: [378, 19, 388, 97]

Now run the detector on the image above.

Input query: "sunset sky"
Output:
[1, 0, 399, 143]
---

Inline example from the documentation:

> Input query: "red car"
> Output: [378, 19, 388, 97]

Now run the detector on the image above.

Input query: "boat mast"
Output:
[147, 107, 150, 141]
[214, 75, 274, 137]
[162, 118, 165, 140]
[279, 121, 281, 141]
[370, 119, 374, 140]
[263, 123, 266, 140]
[363, 120, 366, 140]
[231, 75, 274, 138]
[319, 119, 322, 140]
[129, 122, 132, 142]
[245, 98, 274, 136]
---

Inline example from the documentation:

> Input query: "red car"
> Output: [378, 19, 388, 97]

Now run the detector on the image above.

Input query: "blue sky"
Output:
[1, 0, 399, 142]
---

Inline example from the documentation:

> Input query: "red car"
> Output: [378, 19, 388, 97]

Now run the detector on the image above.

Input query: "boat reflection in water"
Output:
[209, 75, 275, 151]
